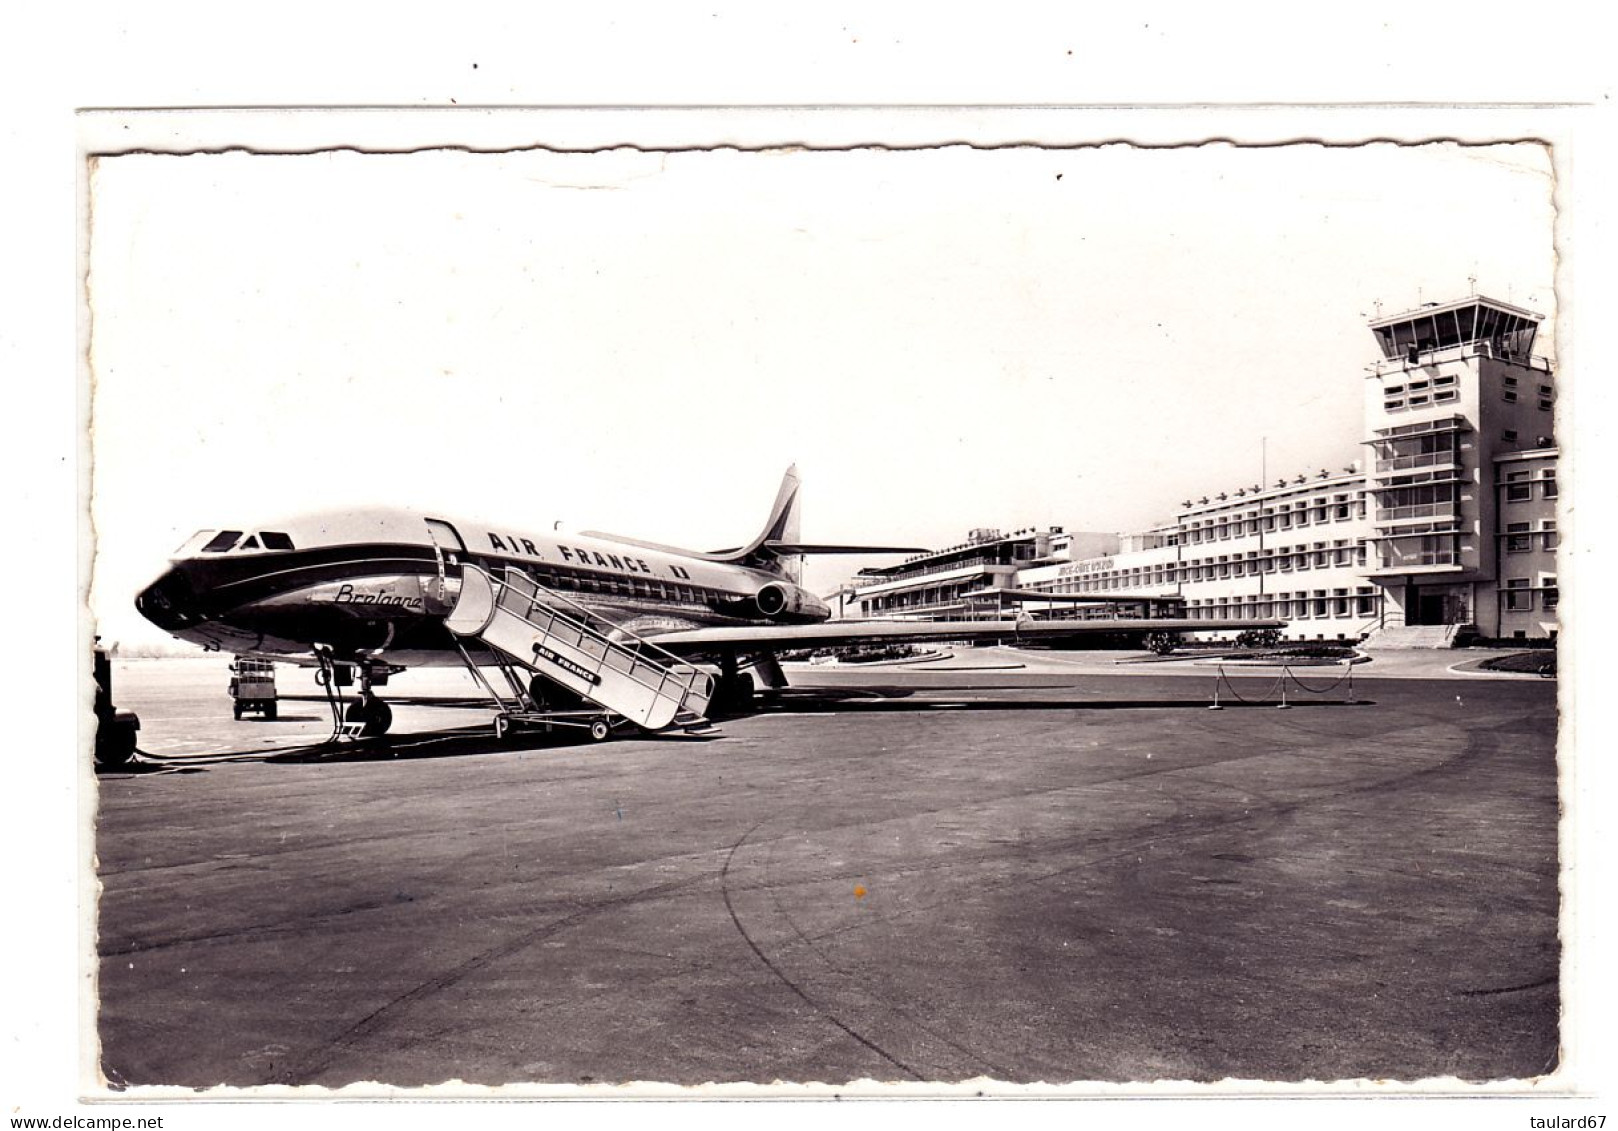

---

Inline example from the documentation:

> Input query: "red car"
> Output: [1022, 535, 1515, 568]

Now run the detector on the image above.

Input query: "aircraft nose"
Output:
[135, 566, 201, 631]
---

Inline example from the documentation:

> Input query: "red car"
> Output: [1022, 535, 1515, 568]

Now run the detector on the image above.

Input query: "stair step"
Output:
[1363, 623, 1469, 650]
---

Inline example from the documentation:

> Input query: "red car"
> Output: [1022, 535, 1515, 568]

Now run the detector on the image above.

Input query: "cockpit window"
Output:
[238, 535, 261, 550]
[260, 531, 295, 551]
[201, 530, 243, 553]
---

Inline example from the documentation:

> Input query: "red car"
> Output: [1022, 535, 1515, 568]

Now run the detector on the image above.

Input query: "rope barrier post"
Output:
[1209, 666, 1224, 710]
[1346, 664, 1356, 705]
[1277, 664, 1291, 710]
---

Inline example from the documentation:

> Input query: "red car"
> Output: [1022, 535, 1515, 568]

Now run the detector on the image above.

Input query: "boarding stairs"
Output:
[444, 564, 714, 732]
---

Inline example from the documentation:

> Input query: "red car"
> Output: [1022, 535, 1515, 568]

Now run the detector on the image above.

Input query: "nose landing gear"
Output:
[343, 697, 393, 738]
[314, 649, 395, 739]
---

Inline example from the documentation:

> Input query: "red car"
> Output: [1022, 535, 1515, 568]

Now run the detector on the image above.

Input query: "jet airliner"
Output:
[135, 468, 1279, 736]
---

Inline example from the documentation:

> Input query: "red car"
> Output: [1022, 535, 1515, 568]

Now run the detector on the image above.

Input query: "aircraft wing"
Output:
[642, 617, 1283, 655]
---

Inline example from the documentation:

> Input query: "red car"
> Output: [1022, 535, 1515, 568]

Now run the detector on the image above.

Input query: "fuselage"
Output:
[134, 507, 830, 663]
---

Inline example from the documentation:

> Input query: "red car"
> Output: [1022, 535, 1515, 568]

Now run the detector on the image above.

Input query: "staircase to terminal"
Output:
[1360, 622, 1471, 650]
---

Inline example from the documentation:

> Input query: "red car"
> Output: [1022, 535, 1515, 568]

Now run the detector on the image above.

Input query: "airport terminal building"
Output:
[847, 294, 1560, 643]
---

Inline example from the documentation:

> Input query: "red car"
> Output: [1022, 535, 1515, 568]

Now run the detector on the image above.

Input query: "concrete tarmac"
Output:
[94, 652, 1559, 1089]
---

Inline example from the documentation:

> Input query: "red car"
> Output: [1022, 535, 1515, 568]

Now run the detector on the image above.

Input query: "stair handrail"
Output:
[496, 566, 704, 674]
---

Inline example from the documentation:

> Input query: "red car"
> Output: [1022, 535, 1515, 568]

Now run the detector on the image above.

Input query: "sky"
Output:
[86, 142, 1556, 648]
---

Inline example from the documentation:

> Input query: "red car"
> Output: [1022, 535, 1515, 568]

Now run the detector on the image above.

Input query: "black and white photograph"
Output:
[79, 123, 1569, 1098]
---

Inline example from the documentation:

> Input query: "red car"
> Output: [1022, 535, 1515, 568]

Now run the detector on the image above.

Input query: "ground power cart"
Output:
[93, 643, 141, 769]
[228, 657, 279, 720]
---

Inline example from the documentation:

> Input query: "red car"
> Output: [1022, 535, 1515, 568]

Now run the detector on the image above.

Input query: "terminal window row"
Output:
[1502, 469, 1557, 501]
[1501, 377, 1556, 404]
[1372, 432, 1465, 473]
[1186, 589, 1377, 619]
[1384, 375, 1459, 411]
[1500, 387, 1554, 410]
[1051, 547, 1370, 591]
[1504, 521, 1557, 552]
[1504, 576, 1558, 611]
[1383, 375, 1458, 397]
[1183, 503, 1363, 542]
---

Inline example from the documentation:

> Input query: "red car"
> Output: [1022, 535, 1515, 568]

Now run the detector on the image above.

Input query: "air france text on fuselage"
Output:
[485, 533, 695, 580]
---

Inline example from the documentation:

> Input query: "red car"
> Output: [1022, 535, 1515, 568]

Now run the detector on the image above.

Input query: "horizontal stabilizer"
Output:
[763, 541, 928, 556]
[582, 468, 921, 568]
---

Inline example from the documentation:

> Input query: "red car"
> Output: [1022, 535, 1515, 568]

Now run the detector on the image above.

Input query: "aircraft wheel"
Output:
[345, 699, 393, 737]
[712, 673, 755, 716]
[94, 746, 133, 771]
[588, 719, 611, 743]
[94, 726, 137, 770]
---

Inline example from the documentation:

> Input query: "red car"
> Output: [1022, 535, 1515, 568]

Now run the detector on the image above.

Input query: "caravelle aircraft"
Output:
[135, 468, 1280, 737]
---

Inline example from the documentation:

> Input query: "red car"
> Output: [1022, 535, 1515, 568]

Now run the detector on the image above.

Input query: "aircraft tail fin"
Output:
[709, 467, 927, 579]
[710, 466, 805, 578]
[592, 467, 921, 578]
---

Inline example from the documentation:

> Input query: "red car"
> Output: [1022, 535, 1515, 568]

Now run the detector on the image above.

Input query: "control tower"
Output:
[1363, 295, 1557, 637]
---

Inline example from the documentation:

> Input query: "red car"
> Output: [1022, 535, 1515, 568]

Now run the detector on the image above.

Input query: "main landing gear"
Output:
[708, 654, 757, 718]
[315, 650, 394, 738]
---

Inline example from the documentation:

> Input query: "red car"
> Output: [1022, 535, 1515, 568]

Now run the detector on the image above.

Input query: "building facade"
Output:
[844, 293, 1560, 643]
[1492, 448, 1560, 639]
[1363, 295, 1557, 637]
[1015, 468, 1383, 641]
[851, 527, 1119, 619]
